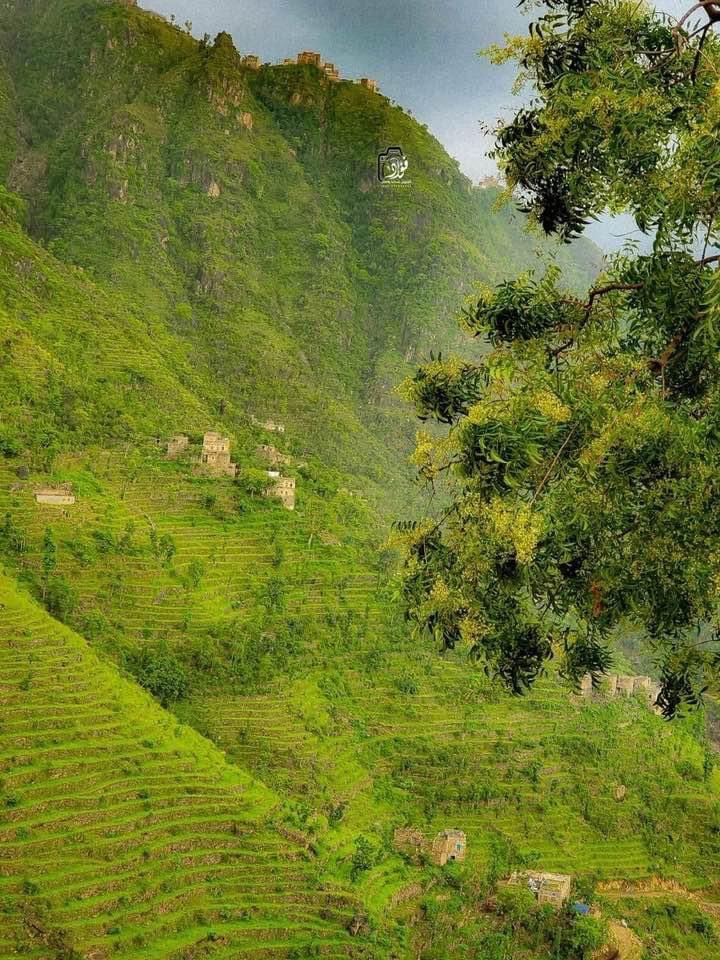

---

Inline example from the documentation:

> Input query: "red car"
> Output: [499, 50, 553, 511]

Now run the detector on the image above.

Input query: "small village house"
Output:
[199, 432, 237, 477]
[35, 485, 75, 506]
[431, 829, 466, 866]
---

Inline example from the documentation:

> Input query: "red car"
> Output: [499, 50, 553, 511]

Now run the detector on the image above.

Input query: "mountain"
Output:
[0, 0, 600, 511]
[1, 2, 719, 959]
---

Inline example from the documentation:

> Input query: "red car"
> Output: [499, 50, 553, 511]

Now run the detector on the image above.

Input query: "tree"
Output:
[128, 643, 188, 706]
[398, 0, 720, 716]
[41, 527, 57, 598]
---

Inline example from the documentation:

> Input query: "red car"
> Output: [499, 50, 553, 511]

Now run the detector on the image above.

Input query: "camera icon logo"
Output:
[378, 146, 409, 183]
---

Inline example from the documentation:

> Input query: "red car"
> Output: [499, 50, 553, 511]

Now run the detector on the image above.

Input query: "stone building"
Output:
[241, 54, 260, 69]
[166, 434, 189, 459]
[478, 175, 502, 190]
[199, 432, 237, 477]
[511, 871, 572, 909]
[297, 51, 322, 67]
[579, 672, 661, 711]
[323, 62, 340, 81]
[393, 827, 426, 858]
[35, 485, 75, 506]
[266, 421, 285, 434]
[431, 829, 466, 866]
[265, 471, 296, 510]
[358, 77, 379, 93]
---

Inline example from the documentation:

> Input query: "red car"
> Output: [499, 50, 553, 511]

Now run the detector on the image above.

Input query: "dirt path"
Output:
[600, 878, 720, 920]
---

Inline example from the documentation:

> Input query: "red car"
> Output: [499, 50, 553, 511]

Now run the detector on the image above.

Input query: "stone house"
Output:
[579, 672, 661, 712]
[512, 871, 572, 909]
[359, 78, 379, 93]
[199, 432, 237, 477]
[265, 471, 296, 510]
[262, 420, 285, 434]
[323, 62, 340, 81]
[241, 54, 260, 69]
[431, 829, 466, 866]
[35, 485, 75, 506]
[166, 434, 189, 459]
[297, 51, 322, 67]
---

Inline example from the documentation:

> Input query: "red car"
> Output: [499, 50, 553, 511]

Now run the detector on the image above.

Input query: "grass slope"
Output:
[0, 571, 363, 959]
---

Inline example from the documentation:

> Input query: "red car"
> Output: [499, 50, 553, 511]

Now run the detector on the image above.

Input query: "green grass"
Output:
[0, 570, 362, 958]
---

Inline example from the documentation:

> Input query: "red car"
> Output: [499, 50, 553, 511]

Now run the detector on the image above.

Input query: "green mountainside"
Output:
[0, 0, 599, 510]
[0, 1, 719, 958]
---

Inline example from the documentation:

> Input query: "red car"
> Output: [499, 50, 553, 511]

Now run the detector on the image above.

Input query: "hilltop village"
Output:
[240, 49, 380, 92]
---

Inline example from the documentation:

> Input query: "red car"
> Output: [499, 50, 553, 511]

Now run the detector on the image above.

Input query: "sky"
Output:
[145, 0, 696, 248]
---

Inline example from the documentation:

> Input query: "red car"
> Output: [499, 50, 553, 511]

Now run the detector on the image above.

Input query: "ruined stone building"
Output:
[257, 444, 290, 466]
[265, 421, 285, 434]
[323, 62, 340, 81]
[615, 675, 636, 697]
[579, 673, 661, 711]
[35, 485, 75, 506]
[431, 829, 466, 866]
[510, 872, 572, 909]
[393, 827, 466, 867]
[393, 827, 426, 856]
[265, 471, 296, 510]
[358, 78, 379, 93]
[199, 432, 237, 477]
[166, 434, 189, 459]
[241, 54, 261, 69]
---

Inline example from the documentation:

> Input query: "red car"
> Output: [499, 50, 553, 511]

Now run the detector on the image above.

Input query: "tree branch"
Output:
[529, 423, 580, 508]
[549, 255, 720, 361]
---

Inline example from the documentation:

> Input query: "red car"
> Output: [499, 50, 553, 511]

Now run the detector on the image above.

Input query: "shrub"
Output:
[127, 643, 188, 705]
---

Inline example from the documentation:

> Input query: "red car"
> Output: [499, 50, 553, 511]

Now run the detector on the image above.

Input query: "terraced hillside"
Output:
[0, 572, 365, 958]
[2, 445, 720, 954]
[188, 654, 720, 955]
[2, 1, 720, 957]
[0, 442, 394, 660]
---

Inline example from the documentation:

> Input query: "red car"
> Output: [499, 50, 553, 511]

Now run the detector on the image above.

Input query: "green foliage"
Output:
[126, 642, 188, 706]
[400, 0, 720, 715]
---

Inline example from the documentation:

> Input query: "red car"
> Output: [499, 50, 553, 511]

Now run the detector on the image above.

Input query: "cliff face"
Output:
[0, 0, 600, 506]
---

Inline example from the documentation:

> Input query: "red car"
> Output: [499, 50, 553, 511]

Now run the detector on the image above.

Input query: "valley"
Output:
[1, 1, 719, 959]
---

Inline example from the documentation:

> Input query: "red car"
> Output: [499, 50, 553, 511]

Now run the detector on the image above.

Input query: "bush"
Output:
[45, 576, 79, 622]
[127, 643, 188, 706]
